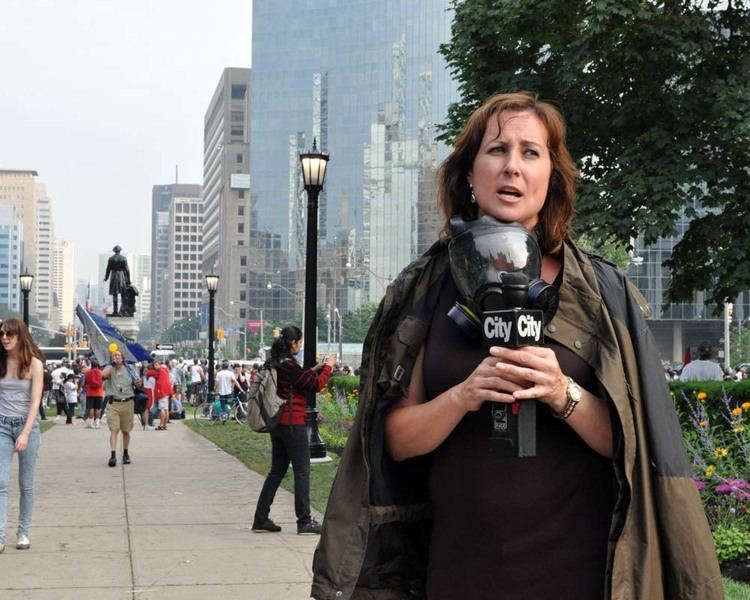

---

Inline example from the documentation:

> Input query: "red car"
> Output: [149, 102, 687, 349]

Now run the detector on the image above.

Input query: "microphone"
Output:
[480, 272, 545, 457]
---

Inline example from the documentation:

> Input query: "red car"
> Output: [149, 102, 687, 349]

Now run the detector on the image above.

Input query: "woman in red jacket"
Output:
[84, 360, 105, 429]
[252, 325, 336, 535]
[146, 358, 173, 431]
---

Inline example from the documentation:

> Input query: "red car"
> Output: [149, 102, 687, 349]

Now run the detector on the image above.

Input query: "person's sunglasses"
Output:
[0, 331, 17, 338]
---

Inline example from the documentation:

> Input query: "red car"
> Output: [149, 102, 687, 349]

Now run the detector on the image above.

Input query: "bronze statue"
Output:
[104, 245, 131, 317]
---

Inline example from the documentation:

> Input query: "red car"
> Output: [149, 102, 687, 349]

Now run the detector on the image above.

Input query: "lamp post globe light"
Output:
[205, 272, 220, 401]
[300, 138, 329, 460]
[19, 269, 33, 325]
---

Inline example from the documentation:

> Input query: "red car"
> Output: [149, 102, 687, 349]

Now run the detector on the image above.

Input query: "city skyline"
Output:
[0, 0, 252, 281]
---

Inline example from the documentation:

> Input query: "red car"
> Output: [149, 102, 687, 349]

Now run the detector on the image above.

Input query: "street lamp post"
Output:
[300, 138, 329, 460]
[205, 272, 220, 401]
[19, 270, 33, 326]
[334, 307, 343, 363]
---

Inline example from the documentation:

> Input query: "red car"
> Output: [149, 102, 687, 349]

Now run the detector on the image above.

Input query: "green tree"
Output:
[440, 0, 750, 309]
[161, 317, 200, 343]
[343, 303, 380, 343]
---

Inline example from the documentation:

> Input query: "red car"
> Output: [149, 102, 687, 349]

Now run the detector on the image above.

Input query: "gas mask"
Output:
[448, 215, 559, 340]
[447, 215, 560, 457]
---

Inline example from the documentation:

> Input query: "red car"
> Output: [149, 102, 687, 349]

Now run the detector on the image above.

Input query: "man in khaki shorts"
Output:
[101, 350, 140, 467]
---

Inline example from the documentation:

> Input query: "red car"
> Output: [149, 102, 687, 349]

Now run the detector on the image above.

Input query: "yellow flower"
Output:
[697, 391, 708, 402]
[699, 420, 709, 428]
[743, 402, 750, 411]
[734, 426, 746, 434]
[732, 407, 743, 417]
[713, 448, 729, 458]
[706, 465, 716, 477]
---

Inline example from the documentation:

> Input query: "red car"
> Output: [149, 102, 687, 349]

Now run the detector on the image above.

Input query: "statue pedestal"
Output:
[108, 316, 140, 342]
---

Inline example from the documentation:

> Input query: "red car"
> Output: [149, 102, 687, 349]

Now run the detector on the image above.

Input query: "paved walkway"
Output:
[1, 418, 320, 599]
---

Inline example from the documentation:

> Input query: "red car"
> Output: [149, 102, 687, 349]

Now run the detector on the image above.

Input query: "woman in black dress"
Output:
[311, 92, 721, 600]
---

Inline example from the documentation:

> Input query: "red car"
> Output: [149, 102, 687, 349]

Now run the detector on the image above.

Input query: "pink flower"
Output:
[693, 477, 706, 491]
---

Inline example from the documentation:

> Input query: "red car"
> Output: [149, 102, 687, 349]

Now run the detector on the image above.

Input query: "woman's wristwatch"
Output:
[552, 377, 582, 420]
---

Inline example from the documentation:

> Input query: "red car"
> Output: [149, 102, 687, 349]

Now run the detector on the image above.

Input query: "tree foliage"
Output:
[161, 316, 200, 343]
[343, 303, 380, 343]
[440, 0, 750, 308]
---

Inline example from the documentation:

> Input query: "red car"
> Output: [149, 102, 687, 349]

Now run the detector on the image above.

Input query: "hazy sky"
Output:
[0, 0, 252, 281]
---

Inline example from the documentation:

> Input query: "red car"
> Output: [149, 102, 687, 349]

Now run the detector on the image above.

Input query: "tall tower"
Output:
[249, 0, 457, 313]
[34, 183, 55, 324]
[52, 239, 75, 329]
[202, 68, 251, 349]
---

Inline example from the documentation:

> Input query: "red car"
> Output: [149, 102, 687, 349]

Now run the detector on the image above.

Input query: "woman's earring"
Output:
[469, 184, 477, 204]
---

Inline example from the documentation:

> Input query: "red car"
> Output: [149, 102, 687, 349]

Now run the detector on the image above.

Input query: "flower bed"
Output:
[317, 376, 360, 453]
[673, 381, 750, 580]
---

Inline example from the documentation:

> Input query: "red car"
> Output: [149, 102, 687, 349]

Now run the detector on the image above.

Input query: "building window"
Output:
[240, 256, 247, 266]
[238, 189, 245, 199]
[239, 309, 246, 319]
[231, 84, 246, 100]
[238, 206, 244, 216]
[231, 128, 243, 137]
[238, 223, 244, 233]
[236, 153, 243, 163]
[240, 291, 246, 301]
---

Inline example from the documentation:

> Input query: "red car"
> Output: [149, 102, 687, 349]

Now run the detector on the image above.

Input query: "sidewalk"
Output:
[1, 418, 321, 599]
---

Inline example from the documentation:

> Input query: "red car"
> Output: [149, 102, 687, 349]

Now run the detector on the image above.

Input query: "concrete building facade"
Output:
[202, 67, 252, 351]
[162, 195, 203, 332]
[0, 170, 39, 310]
[150, 184, 202, 337]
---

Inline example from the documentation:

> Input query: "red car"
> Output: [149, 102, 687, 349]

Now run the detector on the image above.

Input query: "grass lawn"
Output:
[180, 417, 750, 597]
[725, 577, 750, 599]
[40, 420, 54, 433]
[183, 419, 340, 513]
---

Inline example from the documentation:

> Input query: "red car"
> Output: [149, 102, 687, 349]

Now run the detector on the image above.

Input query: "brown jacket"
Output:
[311, 240, 722, 599]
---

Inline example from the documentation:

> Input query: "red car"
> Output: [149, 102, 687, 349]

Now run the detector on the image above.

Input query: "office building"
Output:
[629, 202, 748, 363]
[35, 184, 54, 324]
[52, 239, 75, 329]
[0, 170, 39, 309]
[150, 184, 202, 336]
[162, 195, 203, 332]
[250, 0, 457, 313]
[202, 67, 252, 350]
[128, 252, 151, 325]
[0, 206, 23, 312]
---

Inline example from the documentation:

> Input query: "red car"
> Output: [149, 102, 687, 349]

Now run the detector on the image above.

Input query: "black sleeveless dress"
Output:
[422, 274, 614, 600]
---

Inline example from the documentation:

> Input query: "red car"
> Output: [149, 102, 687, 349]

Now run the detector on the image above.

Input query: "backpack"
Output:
[246, 366, 286, 433]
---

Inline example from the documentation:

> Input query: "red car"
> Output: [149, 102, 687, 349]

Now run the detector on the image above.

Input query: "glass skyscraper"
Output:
[250, 0, 457, 317]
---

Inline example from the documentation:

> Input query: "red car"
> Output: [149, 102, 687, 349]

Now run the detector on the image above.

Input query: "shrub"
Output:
[714, 524, 750, 564]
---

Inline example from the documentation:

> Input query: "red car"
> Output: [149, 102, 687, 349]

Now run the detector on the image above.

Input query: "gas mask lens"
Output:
[448, 216, 542, 304]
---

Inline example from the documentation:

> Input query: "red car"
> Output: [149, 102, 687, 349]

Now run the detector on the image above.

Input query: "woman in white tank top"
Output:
[0, 317, 44, 554]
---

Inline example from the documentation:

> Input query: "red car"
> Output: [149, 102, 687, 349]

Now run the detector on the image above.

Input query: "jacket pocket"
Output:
[377, 316, 428, 405]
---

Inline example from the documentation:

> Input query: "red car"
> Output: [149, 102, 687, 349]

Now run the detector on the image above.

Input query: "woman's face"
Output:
[292, 338, 303, 354]
[468, 110, 552, 231]
[111, 351, 123, 365]
[0, 327, 19, 354]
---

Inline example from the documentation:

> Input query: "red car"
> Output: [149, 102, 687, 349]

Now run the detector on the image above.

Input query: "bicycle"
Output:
[193, 394, 247, 425]
[228, 393, 248, 425]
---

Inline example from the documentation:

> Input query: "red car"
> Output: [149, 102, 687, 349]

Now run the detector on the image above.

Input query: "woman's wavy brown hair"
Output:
[438, 91, 578, 255]
[0, 317, 44, 379]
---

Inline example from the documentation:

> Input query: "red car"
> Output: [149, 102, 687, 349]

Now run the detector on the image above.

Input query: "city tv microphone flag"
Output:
[75, 304, 151, 364]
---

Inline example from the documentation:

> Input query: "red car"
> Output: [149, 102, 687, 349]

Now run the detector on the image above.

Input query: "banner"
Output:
[246, 319, 263, 334]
